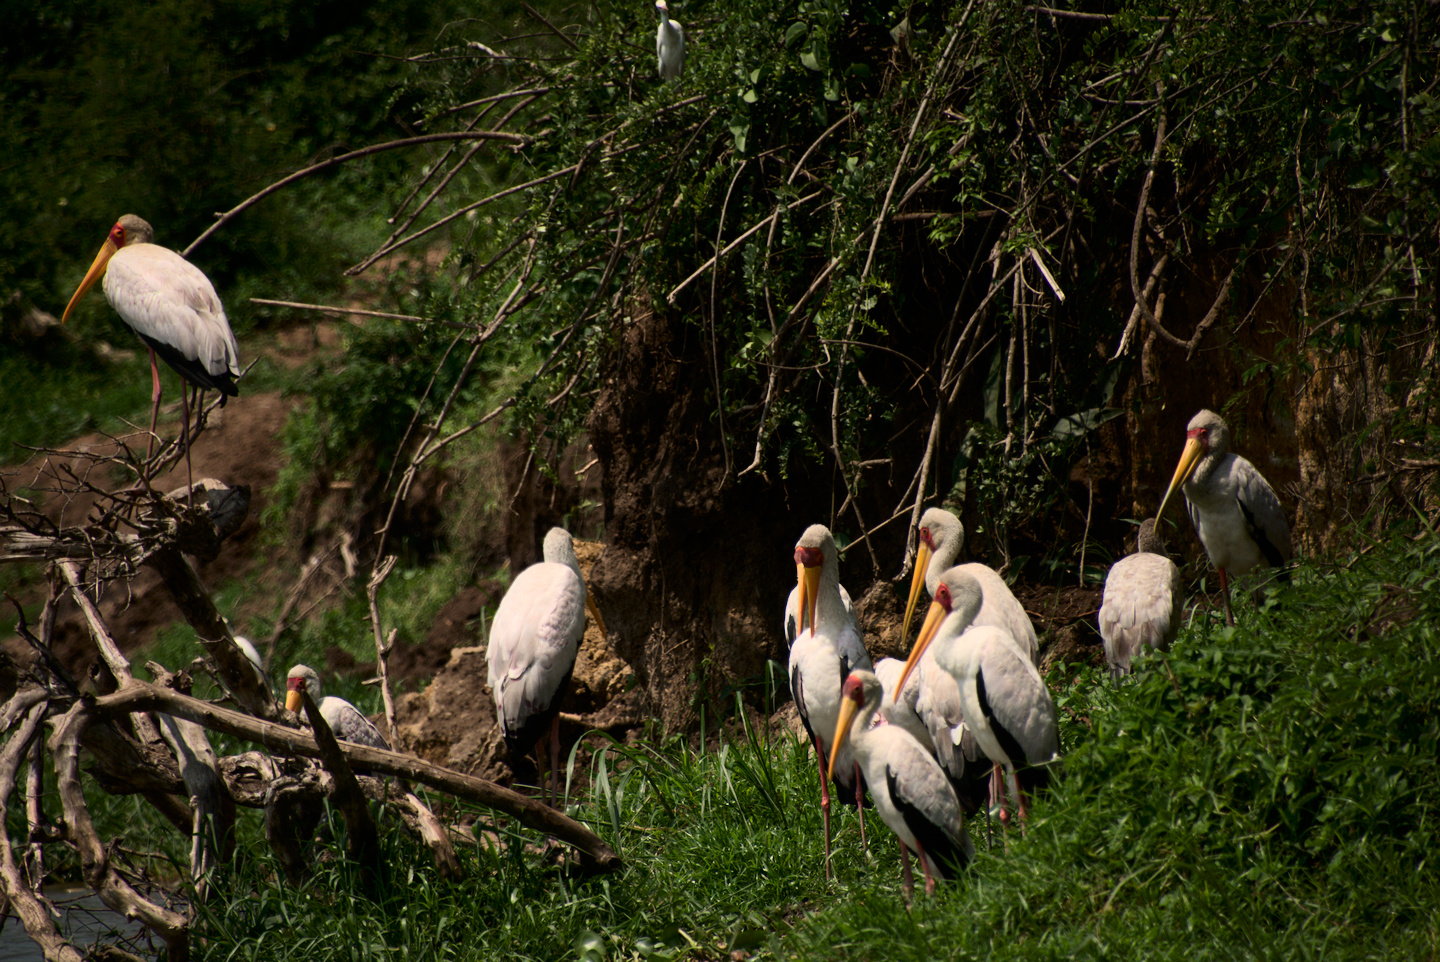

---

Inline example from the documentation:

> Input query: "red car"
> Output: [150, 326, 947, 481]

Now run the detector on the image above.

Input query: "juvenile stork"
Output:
[488, 527, 606, 805]
[787, 523, 872, 875]
[1156, 409, 1292, 626]
[61, 215, 240, 485]
[655, 0, 685, 82]
[1098, 519, 1183, 678]
[285, 665, 390, 751]
[830, 670, 972, 899]
[898, 568, 1061, 828]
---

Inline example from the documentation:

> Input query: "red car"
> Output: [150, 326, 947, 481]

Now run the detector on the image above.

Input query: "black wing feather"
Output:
[886, 765, 968, 880]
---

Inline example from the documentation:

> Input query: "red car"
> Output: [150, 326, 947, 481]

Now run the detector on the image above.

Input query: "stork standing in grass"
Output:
[787, 523, 872, 875]
[898, 568, 1061, 829]
[488, 527, 607, 805]
[830, 670, 972, 899]
[1156, 409, 1292, 626]
[1099, 519, 1182, 678]
[61, 215, 240, 490]
[898, 508, 1036, 813]
[285, 664, 390, 751]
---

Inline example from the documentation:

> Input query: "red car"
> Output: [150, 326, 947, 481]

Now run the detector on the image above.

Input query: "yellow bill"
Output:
[895, 598, 949, 694]
[1156, 435, 1206, 522]
[900, 540, 933, 642]
[827, 695, 861, 780]
[61, 237, 119, 324]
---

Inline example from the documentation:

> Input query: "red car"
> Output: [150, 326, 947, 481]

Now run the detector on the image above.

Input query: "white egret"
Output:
[655, 0, 685, 82]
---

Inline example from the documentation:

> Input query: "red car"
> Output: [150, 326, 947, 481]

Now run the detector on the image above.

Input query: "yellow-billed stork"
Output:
[1098, 519, 1182, 678]
[830, 670, 972, 899]
[61, 215, 240, 475]
[899, 567, 1061, 829]
[1156, 409, 1292, 626]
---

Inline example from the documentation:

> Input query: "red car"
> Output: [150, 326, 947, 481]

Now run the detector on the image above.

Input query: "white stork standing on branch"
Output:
[61, 215, 241, 490]
[1156, 409, 1292, 626]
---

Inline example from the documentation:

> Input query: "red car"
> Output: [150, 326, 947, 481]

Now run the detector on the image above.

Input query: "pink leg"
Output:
[1010, 769, 1029, 834]
[549, 713, 561, 807]
[899, 841, 914, 904]
[854, 762, 866, 848]
[814, 736, 832, 879]
[1219, 567, 1235, 626]
[993, 763, 1011, 833]
[913, 837, 937, 896]
[146, 348, 163, 460]
[180, 383, 194, 505]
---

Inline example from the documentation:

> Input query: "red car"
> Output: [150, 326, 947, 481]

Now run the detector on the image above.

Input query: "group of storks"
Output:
[489, 411, 1292, 899]
[59, 213, 1290, 898]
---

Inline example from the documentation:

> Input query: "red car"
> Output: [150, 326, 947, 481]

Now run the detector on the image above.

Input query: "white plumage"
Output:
[1156, 409, 1292, 625]
[900, 568, 1060, 825]
[63, 215, 240, 396]
[830, 670, 971, 898]
[487, 527, 604, 802]
[1098, 519, 1182, 678]
[489, 528, 587, 749]
[902, 507, 1037, 663]
[655, 0, 685, 82]
[285, 664, 390, 751]
[787, 523, 872, 873]
[872, 657, 931, 751]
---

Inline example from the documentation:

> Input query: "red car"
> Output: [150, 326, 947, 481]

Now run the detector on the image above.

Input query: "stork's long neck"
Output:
[924, 527, 961, 597]
[816, 548, 848, 630]
[543, 534, 586, 594]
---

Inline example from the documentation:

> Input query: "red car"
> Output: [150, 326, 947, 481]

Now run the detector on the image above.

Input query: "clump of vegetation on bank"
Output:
[180, 530, 1438, 960]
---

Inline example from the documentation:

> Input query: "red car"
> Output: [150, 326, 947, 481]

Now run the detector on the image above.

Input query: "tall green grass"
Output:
[37, 532, 1440, 959]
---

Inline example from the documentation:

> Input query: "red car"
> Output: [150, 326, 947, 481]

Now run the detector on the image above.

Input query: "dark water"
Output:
[0, 888, 151, 961]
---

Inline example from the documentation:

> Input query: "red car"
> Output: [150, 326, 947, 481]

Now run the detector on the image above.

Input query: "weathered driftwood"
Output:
[94, 681, 622, 871]
[52, 704, 191, 962]
[0, 697, 84, 962]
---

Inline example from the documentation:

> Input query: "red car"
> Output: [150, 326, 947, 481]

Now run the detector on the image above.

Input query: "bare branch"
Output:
[93, 681, 622, 871]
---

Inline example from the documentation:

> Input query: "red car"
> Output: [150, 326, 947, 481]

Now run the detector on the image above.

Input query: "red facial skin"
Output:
[919, 526, 936, 551]
[108, 222, 128, 247]
[794, 546, 823, 568]
[1186, 426, 1211, 451]
[934, 581, 953, 614]
[842, 672, 865, 703]
[286, 677, 307, 693]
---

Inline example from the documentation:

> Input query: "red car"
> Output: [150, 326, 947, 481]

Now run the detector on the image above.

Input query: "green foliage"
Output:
[358, 0, 1436, 571]
[153, 531, 1440, 960]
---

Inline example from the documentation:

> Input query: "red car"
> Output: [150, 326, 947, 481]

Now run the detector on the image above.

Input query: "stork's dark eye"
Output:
[936, 584, 951, 610]
[110, 224, 126, 244]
